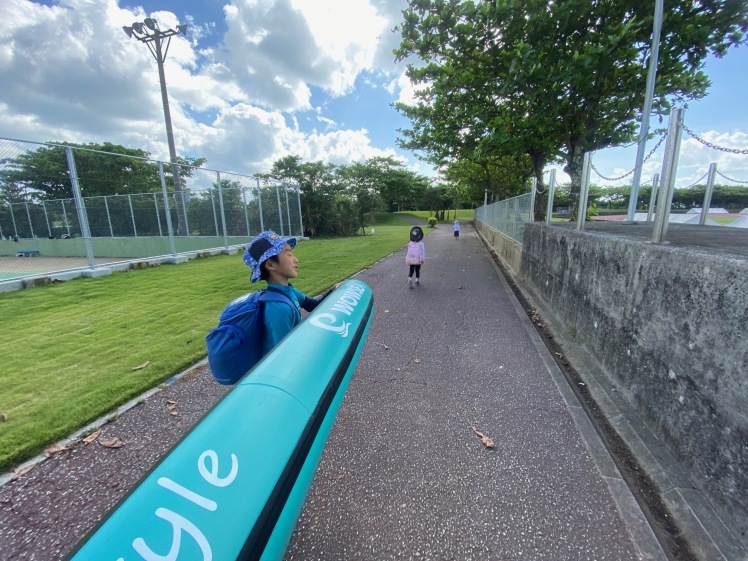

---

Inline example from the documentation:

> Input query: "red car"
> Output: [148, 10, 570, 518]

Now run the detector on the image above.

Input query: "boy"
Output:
[243, 231, 339, 355]
[453, 220, 460, 239]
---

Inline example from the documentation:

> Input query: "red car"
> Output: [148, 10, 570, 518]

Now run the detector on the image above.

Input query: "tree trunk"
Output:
[531, 152, 546, 221]
[565, 139, 585, 219]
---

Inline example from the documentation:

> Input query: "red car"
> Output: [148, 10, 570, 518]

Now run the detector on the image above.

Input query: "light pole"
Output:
[123, 18, 189, 236]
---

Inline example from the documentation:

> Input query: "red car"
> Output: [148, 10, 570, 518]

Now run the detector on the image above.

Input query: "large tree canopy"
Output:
[395, 0, 748, 214]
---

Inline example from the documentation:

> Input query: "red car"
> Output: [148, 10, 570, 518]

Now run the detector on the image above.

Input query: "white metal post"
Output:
[699, 163, 718, 226]
[545, 170, 557, 225]
[576, 152, 592, 230]
[627, 0, 663, 221]
[647, 173, 660, 222]
[652, 108, 684, 243]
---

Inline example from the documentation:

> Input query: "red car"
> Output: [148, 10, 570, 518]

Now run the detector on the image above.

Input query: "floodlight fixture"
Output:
[122, 17, 189, 235]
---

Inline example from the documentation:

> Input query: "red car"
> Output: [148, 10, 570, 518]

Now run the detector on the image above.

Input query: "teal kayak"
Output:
[68, 279, 374, 561]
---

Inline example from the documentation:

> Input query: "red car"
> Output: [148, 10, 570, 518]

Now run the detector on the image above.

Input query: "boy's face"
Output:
[265, 243, 298, 284]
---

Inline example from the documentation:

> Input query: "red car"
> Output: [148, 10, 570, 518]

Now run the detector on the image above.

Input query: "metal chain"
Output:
[681, 124, 748, 155]
[682, 171, 709, 189]
[590, 133, 667, 181]
[717, 170, 748, 185]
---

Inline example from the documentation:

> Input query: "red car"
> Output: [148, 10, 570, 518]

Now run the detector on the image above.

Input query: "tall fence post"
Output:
[284, 184, 292, 237]
[545, 170, 557, 225]
[65, 146, 96, 268]
[24, 202, 35, 239]
[576, 152, 592, 230]
[153, 193, 163, 237]
[529, 177, 537, 221]
[652, 108, 684, 243]
[296, 184, 304, 237]
[9, 203, 18, 237]
[158, 162, 177, 257]
[42, 200, 52, 238]
[275, 184, 284, 236]
[104, 198, 114, 237]
[217, 171, 229, 248]
[699, 163, 718, 226]
[128, 194, 138, 237]
[242, 187, 251, 237]
[210, 189, 219, 236]
[647, 173, 660, 222]
[257, 178, 265, 232]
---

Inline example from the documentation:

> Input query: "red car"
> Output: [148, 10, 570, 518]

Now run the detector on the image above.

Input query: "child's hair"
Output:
[259, 255, 279, 282]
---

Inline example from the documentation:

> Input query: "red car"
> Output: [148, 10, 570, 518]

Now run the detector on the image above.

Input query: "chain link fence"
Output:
[474, 193, 532, 243]
[0, 138, 302, 285]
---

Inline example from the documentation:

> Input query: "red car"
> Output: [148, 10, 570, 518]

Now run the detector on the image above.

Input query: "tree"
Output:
[395, 0, 748, 215]
[269, 155, 342, 236]
[336, 163, 386, 235]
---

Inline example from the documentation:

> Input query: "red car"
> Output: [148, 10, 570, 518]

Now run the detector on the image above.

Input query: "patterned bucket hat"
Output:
[243, 231, 297, 283]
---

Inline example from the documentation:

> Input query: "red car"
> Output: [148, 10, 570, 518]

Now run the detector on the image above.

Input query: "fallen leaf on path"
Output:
[98, 437, 125, 449]
[414, 358, 422, 364]
[384, 310, 390, 313]
[12, 465, 35, 480]
[82, 430, 101, 444]
[132, 361, 150, 371]
[471, 426, 495, 448]
[44, 443, 68, 457]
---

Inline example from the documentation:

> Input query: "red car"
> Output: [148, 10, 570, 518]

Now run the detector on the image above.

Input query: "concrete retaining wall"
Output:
[473, 220, 523, 273]
[478, 219, 748, 549]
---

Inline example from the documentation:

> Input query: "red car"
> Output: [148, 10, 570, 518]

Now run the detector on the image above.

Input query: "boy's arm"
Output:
[300, 283, 342, 312]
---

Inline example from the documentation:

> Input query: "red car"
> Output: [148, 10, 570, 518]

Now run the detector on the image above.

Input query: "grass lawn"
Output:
[398, 209, 475, 222]
[710, 217, 738, 225]
[0, 213, 416, 472]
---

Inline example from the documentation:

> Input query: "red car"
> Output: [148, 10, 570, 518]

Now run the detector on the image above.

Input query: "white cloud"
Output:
[0, 0, 424, 173]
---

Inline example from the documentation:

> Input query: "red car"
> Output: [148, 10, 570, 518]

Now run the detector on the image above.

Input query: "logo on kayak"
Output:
[310, 282, 366, 337]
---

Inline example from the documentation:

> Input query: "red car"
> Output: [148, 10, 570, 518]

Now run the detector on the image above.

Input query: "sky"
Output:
[1, 0, 747, 191]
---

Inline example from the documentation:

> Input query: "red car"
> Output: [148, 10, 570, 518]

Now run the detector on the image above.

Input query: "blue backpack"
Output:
[206, 290, 296, 385]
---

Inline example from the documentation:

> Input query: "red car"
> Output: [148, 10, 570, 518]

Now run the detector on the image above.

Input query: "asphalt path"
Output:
[0, 221, 667, 560]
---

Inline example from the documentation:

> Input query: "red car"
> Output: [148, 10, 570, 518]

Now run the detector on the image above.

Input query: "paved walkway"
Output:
[0, 221, 666, 560]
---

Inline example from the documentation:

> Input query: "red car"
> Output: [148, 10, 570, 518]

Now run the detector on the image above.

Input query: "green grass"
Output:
[710, 217, 738, 225]
[398, 209, 475, 222]
[0, 214, 415, 471]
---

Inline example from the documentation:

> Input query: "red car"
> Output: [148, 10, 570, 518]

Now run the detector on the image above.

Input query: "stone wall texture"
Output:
[478, 219, 748, 544]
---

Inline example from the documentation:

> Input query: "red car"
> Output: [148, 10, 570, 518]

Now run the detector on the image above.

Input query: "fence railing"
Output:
[0, 138, 302, 284]
[474, 193, 532, 244]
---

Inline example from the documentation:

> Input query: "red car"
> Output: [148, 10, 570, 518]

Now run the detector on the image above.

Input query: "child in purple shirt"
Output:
[405, 226, 425, 288]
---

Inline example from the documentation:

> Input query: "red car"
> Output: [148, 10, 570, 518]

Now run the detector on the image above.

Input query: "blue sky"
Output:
[1, 0, 747, 190]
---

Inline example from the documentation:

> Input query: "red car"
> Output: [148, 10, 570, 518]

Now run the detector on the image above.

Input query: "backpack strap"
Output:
[260, 288, 300, 322]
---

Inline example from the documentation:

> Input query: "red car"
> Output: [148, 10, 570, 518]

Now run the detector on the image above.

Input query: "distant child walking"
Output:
[453, 220, 461, 239]
[406, 226, 425, 288]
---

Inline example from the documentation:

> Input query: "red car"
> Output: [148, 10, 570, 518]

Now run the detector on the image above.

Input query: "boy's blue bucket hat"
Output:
[243, 231, 297, 283]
